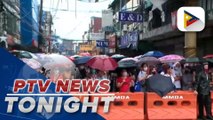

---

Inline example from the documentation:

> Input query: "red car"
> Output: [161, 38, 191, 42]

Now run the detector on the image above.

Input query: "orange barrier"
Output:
[211, 92, 213, 114]
[147, 91, 197, 120]
[91, 92, 145, 120]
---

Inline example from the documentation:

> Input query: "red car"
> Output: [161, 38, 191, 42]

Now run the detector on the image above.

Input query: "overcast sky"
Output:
[43, 0, 112, 40]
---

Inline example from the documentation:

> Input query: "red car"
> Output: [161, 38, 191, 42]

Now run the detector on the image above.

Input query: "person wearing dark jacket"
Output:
[194, 62, 213, 120]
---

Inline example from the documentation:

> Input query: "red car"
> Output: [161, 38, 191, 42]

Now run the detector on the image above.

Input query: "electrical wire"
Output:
[52, 0, 60, 19]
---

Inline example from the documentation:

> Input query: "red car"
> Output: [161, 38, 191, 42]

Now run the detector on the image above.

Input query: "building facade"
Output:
[20, 0, 39, 47]
[109, 0, 213, 57]
[0, 0, 20, 48]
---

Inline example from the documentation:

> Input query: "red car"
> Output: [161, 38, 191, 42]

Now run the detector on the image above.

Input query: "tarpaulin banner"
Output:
[108, 35, 116, 48]
[120, 31, 138, 49]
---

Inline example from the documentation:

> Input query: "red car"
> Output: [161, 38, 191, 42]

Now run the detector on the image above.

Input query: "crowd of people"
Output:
[75, 61, 213, 119]
[74, 62, 213, 93]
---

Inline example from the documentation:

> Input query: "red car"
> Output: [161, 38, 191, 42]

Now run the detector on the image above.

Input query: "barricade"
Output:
[211, 92, 213, 114]
[147, 91, 197, 120]
[90, 92, 145, 120]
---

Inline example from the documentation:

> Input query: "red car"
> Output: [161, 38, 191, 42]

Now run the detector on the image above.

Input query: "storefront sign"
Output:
[102, 10, 113, 28]
[89, 33, 105, 40]
[96, 40, 108, 48]
[119, 12, 143, 22]
[79, 44, 93, 51]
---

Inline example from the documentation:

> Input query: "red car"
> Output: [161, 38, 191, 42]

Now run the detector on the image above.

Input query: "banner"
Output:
[102, 10, 113, 28]
[89, 33, 105, 40]
[96, 40, 109, 48]
[108, 35, 116, 48]
[119, 12, 143, 22]
[171, 11, 177, 30]
[129, 31, 138, 49]
[120, 34, 129, 48]
[120, 32, 138, 49]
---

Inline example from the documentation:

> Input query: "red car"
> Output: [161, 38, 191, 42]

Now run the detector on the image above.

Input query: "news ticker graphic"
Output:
[5, 79, 114, 113]
[0, 48, 108, 120]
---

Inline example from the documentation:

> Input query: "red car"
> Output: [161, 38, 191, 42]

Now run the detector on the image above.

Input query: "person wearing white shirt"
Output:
[173, 62, 183, 90]
[137, 63, 148, 92]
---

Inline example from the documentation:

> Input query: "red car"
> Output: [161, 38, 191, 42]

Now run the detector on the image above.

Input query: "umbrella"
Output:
[134, 55, 143, 60]
[137, 57, 160, 65]
[72, 55, 82, 59]
[203, 54, 213, 59]
[21, 58, 41, 70]
[111, 54, 126, 61]
[80, 52, 91, 56]
[35, 53, 54, 65]
[119, 57, 138, 62]
[40, 54, 76, 80]
[86, 55, 118, 71]
[68, 56, 75, 61]
[181, 57, 206, 63]
[118, 58, 138, 68]
[143, 51, 164, 58]
[111, 54, 126, 59]
[159, 54, 184, 63]
[74, 56, 92, 65]
[146, 74, 175, 97]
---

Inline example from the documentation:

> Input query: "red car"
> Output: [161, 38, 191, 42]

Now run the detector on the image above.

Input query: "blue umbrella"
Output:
[143, 51, 164, 58]
[74, 56, 92, 65]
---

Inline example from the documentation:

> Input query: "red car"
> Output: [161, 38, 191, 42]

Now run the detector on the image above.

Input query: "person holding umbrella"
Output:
[117, 69, 134, 92]
[194, 62, 213, 120]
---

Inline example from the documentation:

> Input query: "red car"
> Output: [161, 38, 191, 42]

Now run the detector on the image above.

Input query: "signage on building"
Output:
[119, 12, 143, 22]
[79, 43, 93, 51]
[171, 11, 177, 30]
[120, 32, 138, 49]
[108, 35, 116, 48]
[102, 26, 115, 32]
[96, 40, 108, 48]
[129, 32, 138, 49]
[102, 10, 113, 28]
[89, 33, 105, 40]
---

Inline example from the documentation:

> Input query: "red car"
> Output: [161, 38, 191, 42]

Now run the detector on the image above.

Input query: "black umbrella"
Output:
[146, 74, 175, 97]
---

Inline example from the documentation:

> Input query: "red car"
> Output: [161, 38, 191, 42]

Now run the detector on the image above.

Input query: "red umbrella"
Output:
[86, 55, 118, 71]
[203, 54, 213, 59]
[68, 56, 75, 61]
[80, 52, 91, 56]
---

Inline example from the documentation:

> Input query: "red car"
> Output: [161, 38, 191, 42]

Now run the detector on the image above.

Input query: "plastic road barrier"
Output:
[147, 91, 197, 120]
[91, 92, 145, 120]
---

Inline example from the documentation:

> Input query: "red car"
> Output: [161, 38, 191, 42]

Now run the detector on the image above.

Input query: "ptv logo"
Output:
[177, 7, 205, 32]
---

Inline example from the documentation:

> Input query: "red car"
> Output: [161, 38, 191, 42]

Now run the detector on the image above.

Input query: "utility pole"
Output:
[38, 0, 43, 51]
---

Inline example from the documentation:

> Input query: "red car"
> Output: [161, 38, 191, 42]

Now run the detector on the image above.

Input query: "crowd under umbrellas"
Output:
[18, 50, 213, 97]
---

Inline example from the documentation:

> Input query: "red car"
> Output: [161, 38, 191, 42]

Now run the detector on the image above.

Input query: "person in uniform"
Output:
[194, 62, 213, 120]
